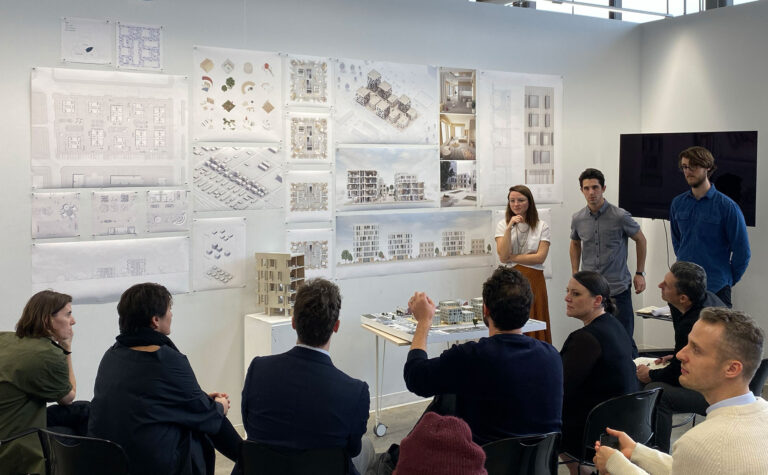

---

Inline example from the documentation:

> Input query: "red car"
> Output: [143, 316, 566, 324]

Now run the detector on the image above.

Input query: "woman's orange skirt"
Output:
[514, 264, 552, 344]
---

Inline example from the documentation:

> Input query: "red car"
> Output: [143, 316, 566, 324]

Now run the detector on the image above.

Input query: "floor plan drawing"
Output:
[193, 46, 282, 142]
[116, 22, 163, 71]
[285, 55, 332, 106]
[192, 145, 284, 211]
[31, 236, 190, 304]
[334, 58, 438, 144]
[31, 192, 80, 239]
[288, 114, 330, 162]
[192, 218, 247, 291]
[285, 171, 333, 222]
[92, 191, 139, 236]
[335, 147, 438, 210]
[30, 68, 187, 188]
[146, 189, 189, 233]
[286, 228, 333, 278]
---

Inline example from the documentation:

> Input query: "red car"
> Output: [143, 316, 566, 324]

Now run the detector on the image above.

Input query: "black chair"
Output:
[38, 428, 129, 475]
[483, 432, 560, 475]
[749, 358, 768, 397]
[239, 440, 349, 475]
[563, 388, 661, 472]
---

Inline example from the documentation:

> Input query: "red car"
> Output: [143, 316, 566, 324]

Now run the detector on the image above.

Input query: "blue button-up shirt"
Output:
[570, 201, 641, 296]
[670, 184, 750, 292]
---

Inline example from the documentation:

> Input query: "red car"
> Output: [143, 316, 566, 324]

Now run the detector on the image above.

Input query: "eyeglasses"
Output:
[679, 164, 701, 172]
[509, 198, 528, 204]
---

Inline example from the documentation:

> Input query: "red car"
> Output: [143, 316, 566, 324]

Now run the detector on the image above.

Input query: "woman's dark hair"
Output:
[505, 185, 539, 230]
[572, 271, 616, 315]
[16, 290, 72, 338]
[117, 283, 172, 334]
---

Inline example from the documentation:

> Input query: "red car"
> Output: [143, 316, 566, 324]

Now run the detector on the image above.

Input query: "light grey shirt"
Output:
[570, 200, 640, 296]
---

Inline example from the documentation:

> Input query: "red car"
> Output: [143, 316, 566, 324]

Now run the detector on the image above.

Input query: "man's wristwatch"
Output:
[636, 271, 646, 277]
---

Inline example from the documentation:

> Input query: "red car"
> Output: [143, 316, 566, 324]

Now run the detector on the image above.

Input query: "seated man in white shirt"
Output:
[594, 307, 768, 475]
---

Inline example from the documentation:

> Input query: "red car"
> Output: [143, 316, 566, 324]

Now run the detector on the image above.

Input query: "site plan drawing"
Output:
[192, 144, 284, 211]
[31, 192, 80, 239]
[193, 46, 282, 142]
[92, 191, 139, 236]
[116, 22, 163, 71]
[192, 218, 247, 291]
[286, 227, 333, 279]
[334, 58, 438, 145]
[284, 54, 333, 107]
[146, 189, 189, 233]
[30, 68, 187, 189]
[287, 113, 332, 163]
[284, 171, 333, 223]
[31, 236, 190, 304]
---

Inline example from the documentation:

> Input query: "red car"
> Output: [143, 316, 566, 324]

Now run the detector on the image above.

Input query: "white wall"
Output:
[0, 0, 643, 425]
[637, 2, 768, 352]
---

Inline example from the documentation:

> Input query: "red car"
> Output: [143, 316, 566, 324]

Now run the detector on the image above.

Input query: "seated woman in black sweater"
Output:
[88, 283, 242, 475]
[559, 271, 638, 474]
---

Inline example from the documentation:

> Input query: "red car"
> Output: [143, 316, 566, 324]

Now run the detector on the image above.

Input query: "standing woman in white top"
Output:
[495, 185, 552, 343]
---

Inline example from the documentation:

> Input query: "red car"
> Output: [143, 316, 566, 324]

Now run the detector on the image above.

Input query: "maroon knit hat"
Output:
[394, 412, 487, 475]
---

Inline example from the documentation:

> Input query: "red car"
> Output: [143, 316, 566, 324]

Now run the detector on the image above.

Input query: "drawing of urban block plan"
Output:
[288, 114, 330, 162]
[285, 55, 332, 106]
[286, 228, 333, 278]
[336, 147, 438, 210]
[116, 22, 163, 71]
[335, 210, 493, 279]
[31, 192, 80, 238]
[31, 236, 189, 304]
[192, 145, 284, 211]
[30, 68, 187, 188]
[92, 191, 139, 236]
[334, 58, 438, 144]
[285, 171, 332, 222]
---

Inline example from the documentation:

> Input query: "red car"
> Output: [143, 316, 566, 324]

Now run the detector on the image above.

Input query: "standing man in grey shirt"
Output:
[570, 168, 647, 356]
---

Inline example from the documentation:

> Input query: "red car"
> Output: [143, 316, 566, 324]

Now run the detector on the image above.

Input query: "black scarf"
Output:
[115, 327, 180, 353]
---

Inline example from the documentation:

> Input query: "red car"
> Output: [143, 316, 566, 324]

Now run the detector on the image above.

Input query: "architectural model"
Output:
[193, 46, 282, 142]
[30, 68, 187, 188]
[289, 116, 329, 160]
[146, 189, 189, 233]
[31, 192, 80, 239]
[255, 252, 305, 317]
[524, 85, 555, 185]
[287, 57, 330, 104]
[285, 228, 333, 278]
[192, 145, 284, 211]
[31, 236, 189, 304]
[334, 58, 438, 144]
[116, 22, 163, 71]
[192, 218, 247, 291]
[92, 191, 139, 236]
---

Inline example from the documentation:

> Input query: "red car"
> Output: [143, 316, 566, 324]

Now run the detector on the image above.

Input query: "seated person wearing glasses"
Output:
[594, 308, 768, 475]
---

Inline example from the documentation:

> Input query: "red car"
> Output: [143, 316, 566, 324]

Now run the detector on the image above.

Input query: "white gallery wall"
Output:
[2, 0, 657, 427]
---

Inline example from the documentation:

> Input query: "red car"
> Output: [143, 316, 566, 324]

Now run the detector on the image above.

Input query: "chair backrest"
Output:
[38, 429, 129, 475]
[240, 440, 348, 475]
[749, 358, 768, 397]
[580, 388, 661, 462]
[482, 432, 560, 475]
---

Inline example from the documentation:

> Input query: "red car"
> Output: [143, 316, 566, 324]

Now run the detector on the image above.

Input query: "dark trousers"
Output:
[47, 400, 90, 436]
[645, 381, 708, 453]
[715, 285, 732, 308]
[612, 288, 638, 358]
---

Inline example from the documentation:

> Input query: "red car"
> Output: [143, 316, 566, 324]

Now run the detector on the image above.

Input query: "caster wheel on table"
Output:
[374, 423, 387, 437]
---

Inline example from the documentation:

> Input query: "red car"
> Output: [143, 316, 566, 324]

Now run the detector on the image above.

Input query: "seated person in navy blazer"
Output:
[241, 278, 371, 475]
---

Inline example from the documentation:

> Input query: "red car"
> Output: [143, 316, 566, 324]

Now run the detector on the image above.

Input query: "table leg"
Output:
[373, 335, 387, 437]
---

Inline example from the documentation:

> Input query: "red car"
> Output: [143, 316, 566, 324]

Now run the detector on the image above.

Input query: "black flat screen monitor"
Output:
[619, 131, 757, 227]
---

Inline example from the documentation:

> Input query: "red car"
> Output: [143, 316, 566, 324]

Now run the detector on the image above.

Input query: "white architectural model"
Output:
[255, 252, 305, 317]
[290, 182, 328, 211]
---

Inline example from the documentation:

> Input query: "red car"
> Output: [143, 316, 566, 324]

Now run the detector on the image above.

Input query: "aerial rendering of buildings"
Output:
[353, 69, 419, 130]
[255, 252, 305, 316]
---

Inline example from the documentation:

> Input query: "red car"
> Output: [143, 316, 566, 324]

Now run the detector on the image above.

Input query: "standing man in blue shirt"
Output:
[571, 168, 647, 357]
[670, 146, 750, 308]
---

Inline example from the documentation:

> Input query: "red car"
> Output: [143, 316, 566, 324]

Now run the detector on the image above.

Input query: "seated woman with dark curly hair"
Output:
[88, 283, 241, 475]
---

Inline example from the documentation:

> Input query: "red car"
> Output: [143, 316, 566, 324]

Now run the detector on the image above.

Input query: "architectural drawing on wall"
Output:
[334, 58, 438, 144]
[524, 86, 555, 185]
[61, 17, 112, 65]
[440, 68, 476, 114]
[286, 228, 333, 278]
[31, 236, 189, 304]
[116, 22, 162, 70]
[287, 113, 331, 162]
[335, 147, 438, 210]
[475, 70, 562, 206]
[285, 55, 333, 106]
[440, 160, 477, 207]
[30, 68, 187, 188]
[440, 113, 476, 160]
[31, 192, 80, 239]
[193, 46, 282, 142]
[336, 210, 493, 278]
[255, 252, 305, 316]
[92, 191, 139, 236]
[192, 145, 284, 211]
[146, 189, 189, 233]
[285, 171, 332, 222]
[192, 218, 247, 291]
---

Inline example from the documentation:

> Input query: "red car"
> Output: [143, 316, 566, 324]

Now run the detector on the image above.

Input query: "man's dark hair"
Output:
[679, 146, 717, 177]
[481, 267, 532, 331]
[117, 282, 172, 334]
[670, 261, 707, 304]
[578, 168, 605, 188]
[699, 307, 764, 382]
[294, 278, 342, 347]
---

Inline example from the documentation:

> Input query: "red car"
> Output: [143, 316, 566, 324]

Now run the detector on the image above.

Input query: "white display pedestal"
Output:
[243, 313, 295, 377]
